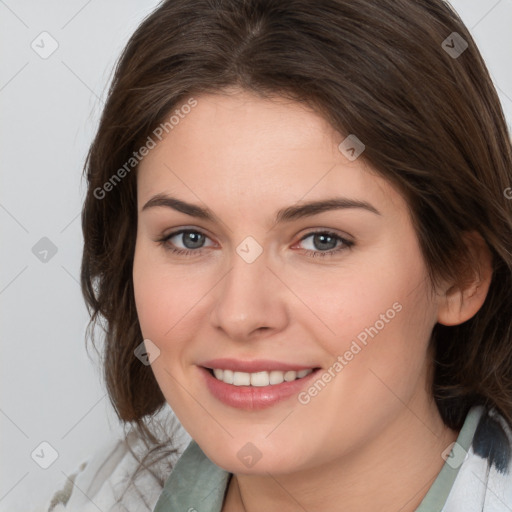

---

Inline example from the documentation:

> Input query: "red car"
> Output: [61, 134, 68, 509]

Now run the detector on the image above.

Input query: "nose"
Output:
[209, 245, 289, 342]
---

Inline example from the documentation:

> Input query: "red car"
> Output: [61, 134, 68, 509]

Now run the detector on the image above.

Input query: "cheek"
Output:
[304, 240, 436, 399]
[335, 271, 435, 414]
[132, 241, 210, 341]
[286, 247, 432, 354]
[132, 245, 207, 412]
[294, 272, 436, 458]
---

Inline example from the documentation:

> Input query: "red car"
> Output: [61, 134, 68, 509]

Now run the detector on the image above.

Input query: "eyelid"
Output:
[160, 228, 217, 247]
[296, 227, 354, 243]
[160, 225, 216, 241]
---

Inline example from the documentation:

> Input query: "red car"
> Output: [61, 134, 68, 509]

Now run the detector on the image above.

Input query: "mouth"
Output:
[198, 360, 322, 410]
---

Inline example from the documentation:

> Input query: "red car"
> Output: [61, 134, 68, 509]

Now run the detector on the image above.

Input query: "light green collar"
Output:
[153, 439, 230, 512]
[415, 405, 484, 511]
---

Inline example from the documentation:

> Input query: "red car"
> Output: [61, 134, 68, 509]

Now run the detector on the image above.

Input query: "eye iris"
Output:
[313, 233, 337, 251]
[183, 231, 204, 249]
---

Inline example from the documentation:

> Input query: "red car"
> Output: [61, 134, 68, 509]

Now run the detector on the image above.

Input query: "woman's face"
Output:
[133, 89, 443, 474]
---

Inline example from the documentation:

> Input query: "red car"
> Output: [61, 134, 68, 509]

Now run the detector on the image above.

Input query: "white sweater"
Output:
[42, 411, 191, 512]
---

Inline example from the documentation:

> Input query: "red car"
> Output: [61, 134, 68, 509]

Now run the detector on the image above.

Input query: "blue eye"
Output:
[157, 229, 353, 258]
[158, 229, 214, 256]
[297, 231, 353, 258]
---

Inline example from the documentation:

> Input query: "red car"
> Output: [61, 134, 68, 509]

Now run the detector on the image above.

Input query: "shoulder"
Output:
[443, 406, 512, 511]
[472, 406, 512, 475]
[43, 410, 191, 512]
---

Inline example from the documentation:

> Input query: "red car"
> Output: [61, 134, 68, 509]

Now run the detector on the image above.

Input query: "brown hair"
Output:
[81, 0, 512, 459]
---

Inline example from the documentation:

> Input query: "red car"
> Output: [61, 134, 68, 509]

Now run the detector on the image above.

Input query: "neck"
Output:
[223, 398, 458, 512]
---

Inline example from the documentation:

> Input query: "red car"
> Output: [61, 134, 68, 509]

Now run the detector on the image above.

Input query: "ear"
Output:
[437, 231, 493, 326]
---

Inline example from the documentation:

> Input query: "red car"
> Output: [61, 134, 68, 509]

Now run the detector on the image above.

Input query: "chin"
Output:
[201, 441, 309, 475]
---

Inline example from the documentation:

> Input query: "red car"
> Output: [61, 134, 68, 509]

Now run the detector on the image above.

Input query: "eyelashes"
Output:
[156, 229, 354, 259]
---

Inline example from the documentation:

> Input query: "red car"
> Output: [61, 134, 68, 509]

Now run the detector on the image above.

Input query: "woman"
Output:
[45, 0, 512, 510]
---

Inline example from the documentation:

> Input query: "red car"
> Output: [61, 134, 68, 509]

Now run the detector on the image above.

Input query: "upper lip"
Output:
[199, 358, 320, 373]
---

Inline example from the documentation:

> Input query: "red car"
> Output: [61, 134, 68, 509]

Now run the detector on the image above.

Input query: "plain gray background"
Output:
[1, 0, 511, 510]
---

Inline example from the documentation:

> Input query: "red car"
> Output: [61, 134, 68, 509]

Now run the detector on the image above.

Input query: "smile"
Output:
[210, 368, 314, 386]
[198, 360, 322, 410]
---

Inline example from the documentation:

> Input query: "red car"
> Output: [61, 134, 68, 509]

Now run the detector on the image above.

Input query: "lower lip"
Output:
[199, 366, 321, 410]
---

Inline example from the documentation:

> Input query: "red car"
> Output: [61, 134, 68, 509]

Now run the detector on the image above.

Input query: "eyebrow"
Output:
[141, 193, 381, 223]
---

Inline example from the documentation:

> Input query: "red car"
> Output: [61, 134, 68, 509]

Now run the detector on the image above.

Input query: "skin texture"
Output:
[133, 88, 492, 512]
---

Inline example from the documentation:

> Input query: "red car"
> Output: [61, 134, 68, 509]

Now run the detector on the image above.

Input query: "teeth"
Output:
[211, 368, 314, 386]
[251, 371, 269, 387]
[269, 370, 285, 385]
[233, 371, 251, 386]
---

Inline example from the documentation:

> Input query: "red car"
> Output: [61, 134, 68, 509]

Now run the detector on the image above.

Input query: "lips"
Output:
[197, 358, 322, 410]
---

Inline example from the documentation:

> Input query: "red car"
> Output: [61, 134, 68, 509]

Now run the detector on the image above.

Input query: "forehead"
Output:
[141, 90, 342, 165]
[136, 90, 405, 220]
